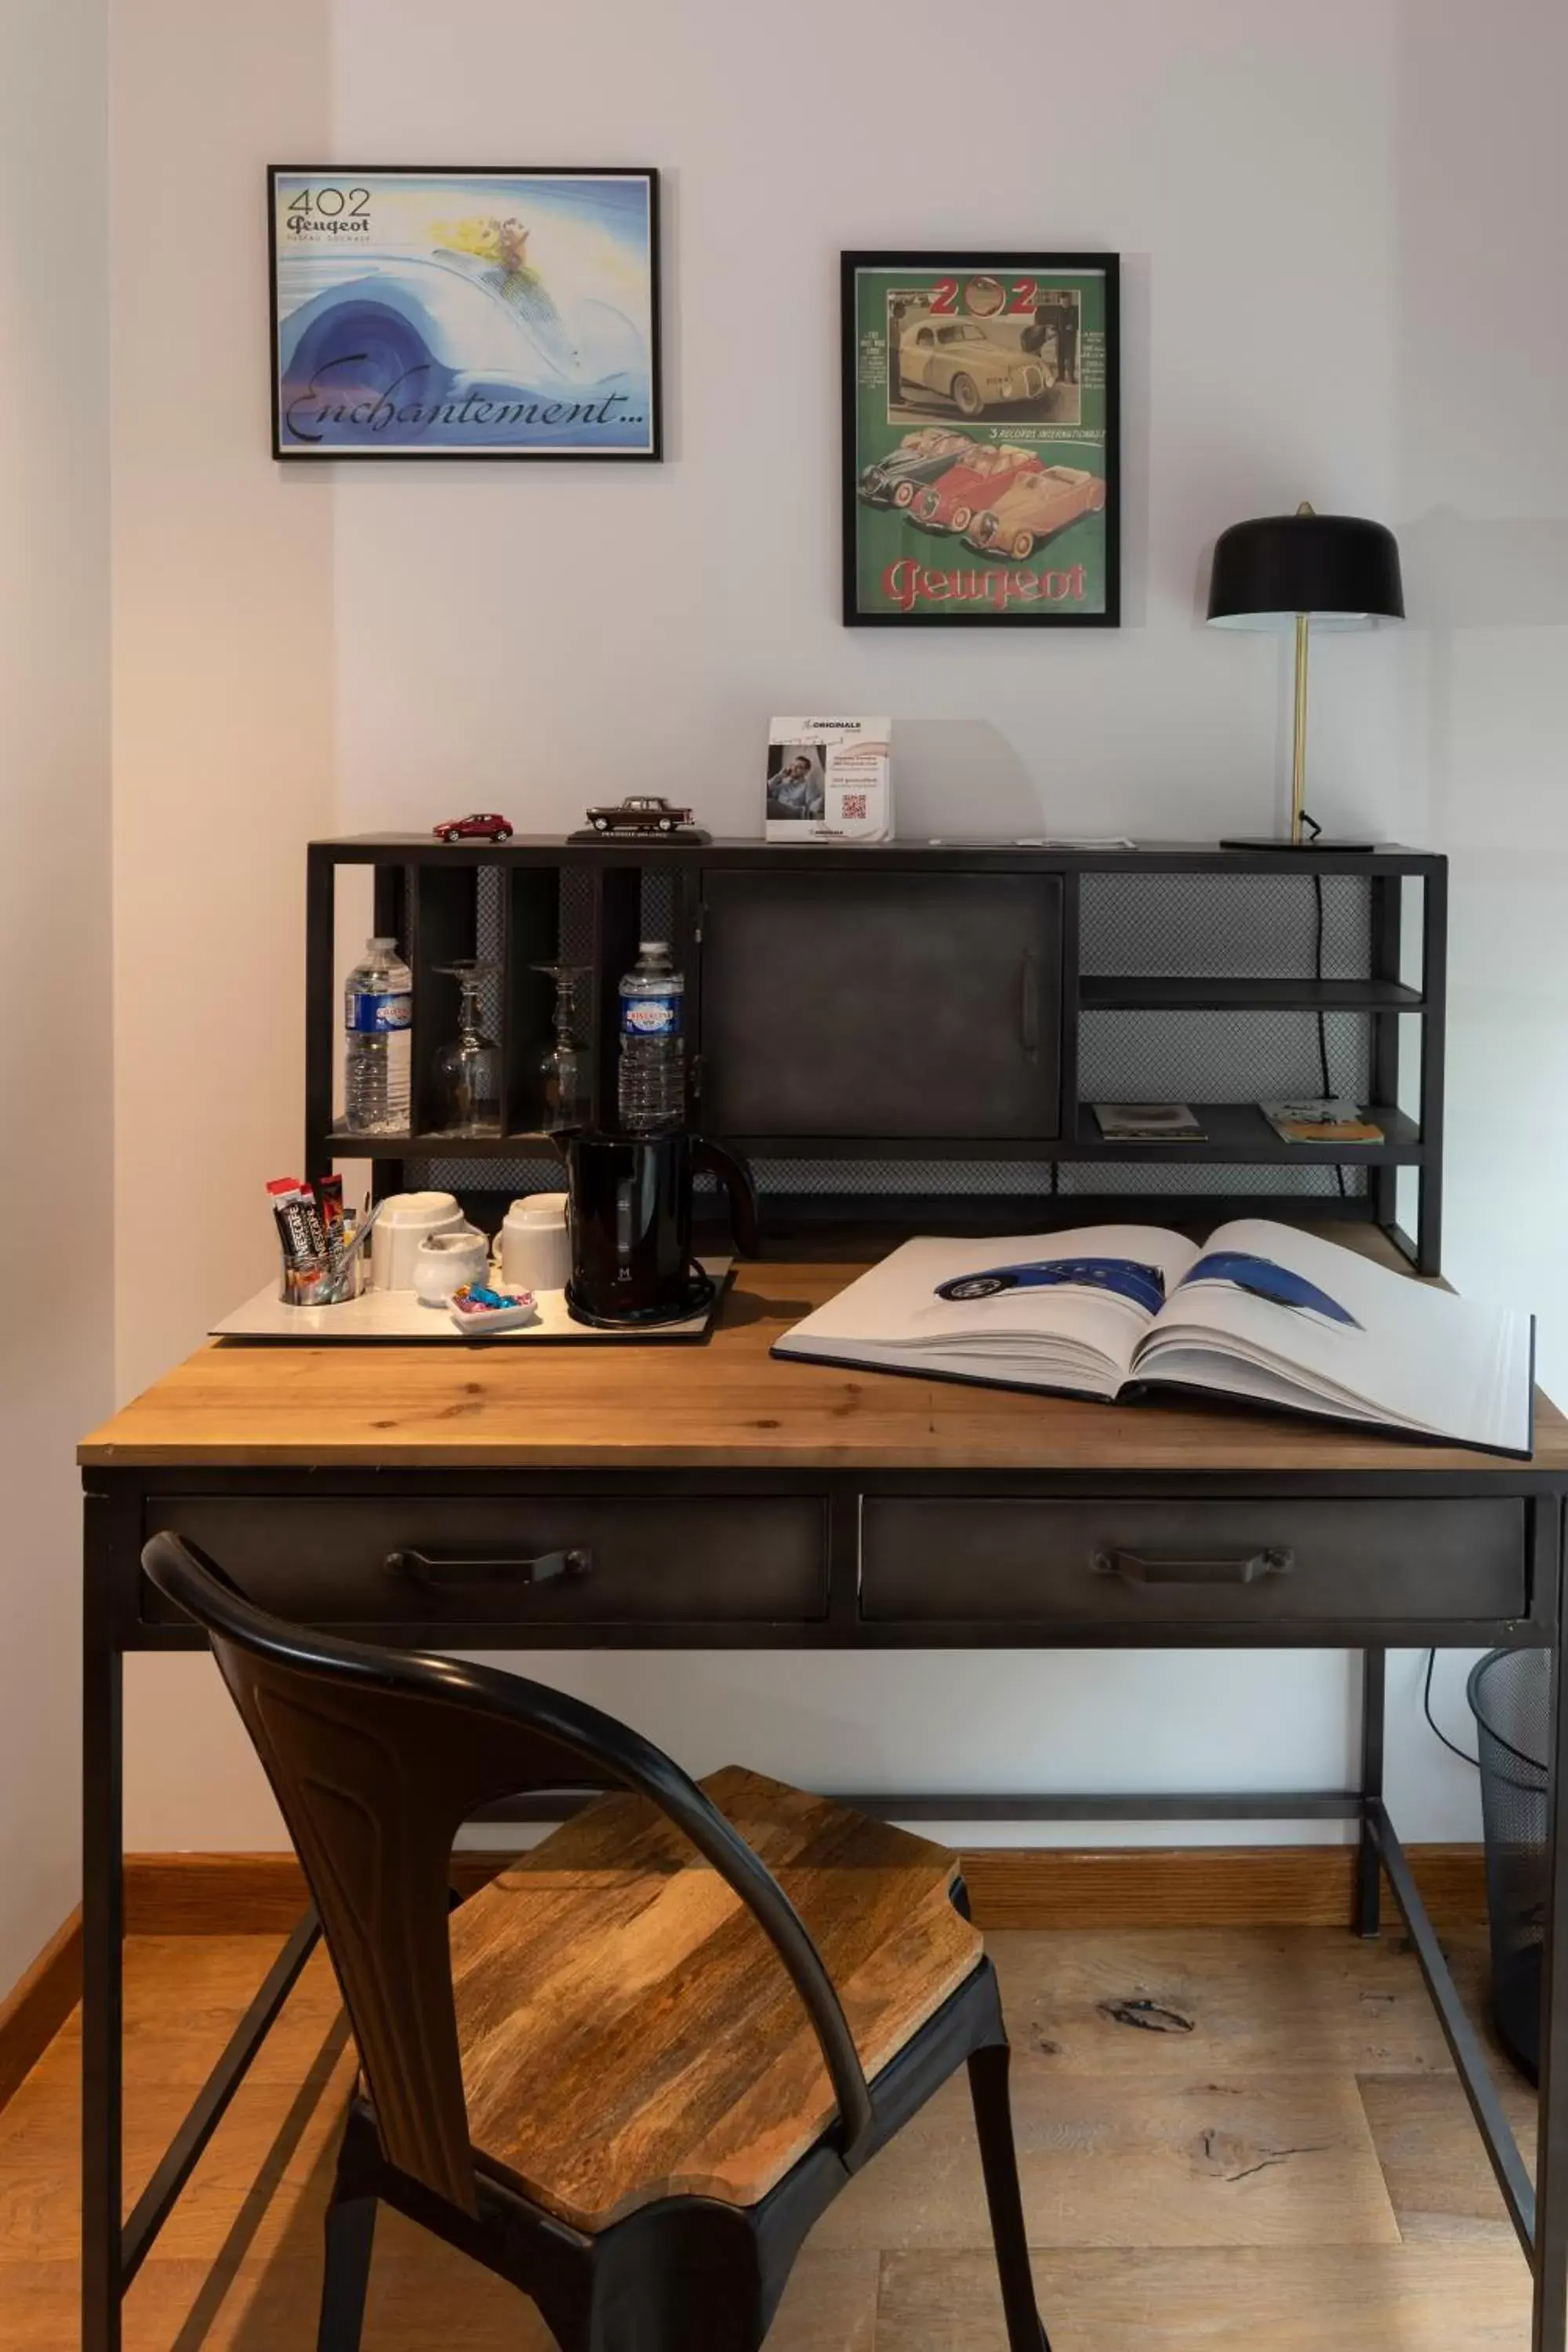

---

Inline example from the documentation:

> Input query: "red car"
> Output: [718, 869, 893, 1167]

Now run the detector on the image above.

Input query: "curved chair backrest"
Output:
[141, 1533, 873, 2216]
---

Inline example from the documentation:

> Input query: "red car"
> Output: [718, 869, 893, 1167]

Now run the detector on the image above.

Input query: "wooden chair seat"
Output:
[448, 1766, 983, 2231]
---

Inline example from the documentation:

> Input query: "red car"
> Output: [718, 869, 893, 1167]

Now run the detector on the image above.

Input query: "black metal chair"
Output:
[143, 1533, 1051, 2352]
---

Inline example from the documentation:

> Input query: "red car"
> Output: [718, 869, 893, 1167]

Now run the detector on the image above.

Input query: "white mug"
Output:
[412, 1225, 489, 1306]
[499, 1191, 572, 1293]
[370, 1191, 466, 1290]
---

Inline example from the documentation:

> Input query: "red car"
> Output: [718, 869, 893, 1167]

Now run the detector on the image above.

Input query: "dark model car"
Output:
[856, 426, 974, 510]
[433, 811, 514, 842]
[936, 1258, 1169, 1316]
[585, 795, 695, 836]
[1178, 1250, 1363, 1329]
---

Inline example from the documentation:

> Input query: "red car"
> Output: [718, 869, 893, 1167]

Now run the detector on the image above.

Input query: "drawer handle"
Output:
[383, 1546, 593, 1588]
[1091, 1546, 1293, 1588]
[1019, 948, 1040, 1061]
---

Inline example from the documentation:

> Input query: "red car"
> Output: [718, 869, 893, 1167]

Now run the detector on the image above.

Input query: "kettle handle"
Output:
[691, 1136, 760, 1258]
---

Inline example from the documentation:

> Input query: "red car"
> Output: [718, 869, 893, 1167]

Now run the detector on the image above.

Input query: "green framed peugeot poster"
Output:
[841, 251, 1120, 626]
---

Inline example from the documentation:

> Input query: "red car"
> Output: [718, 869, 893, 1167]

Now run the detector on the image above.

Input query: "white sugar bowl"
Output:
[412, 1225, 490, 1306]
[370, 1190, 466, 1290]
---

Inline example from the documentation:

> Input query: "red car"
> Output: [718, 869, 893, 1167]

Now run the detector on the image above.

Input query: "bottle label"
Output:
[347, 989, 412, 1035]
[621, 992, 681, 1039]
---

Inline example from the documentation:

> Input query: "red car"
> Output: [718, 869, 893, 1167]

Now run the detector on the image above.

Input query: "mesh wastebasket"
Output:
[1468, 1645, 1551, 2082]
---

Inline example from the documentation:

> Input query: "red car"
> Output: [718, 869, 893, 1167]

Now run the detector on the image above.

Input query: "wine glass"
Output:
[532, 962, 592, 1130]
[433, 961, 502, 1134]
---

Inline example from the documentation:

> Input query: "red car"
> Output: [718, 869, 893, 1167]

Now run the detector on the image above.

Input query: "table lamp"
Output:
[1207, 502, 1404, 849]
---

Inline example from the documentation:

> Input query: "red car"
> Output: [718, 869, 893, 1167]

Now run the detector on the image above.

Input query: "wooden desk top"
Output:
[80, 1255, 1568, 1475]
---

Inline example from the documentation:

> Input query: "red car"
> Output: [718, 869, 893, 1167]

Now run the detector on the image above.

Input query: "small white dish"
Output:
[448, 1286, 539, 1335]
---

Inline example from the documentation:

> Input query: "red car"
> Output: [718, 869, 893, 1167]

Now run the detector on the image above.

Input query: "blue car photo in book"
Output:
[932, 1250, 1363, 1331]
[775, 1218, 1534, 1455]
[936, 1258, 1168, 1316]
[1177, 1250, 1362, 1330]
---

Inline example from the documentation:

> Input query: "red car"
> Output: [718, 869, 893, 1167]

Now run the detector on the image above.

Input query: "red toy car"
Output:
[911, 444, 1042, 535]
[433, 811, 514, 842]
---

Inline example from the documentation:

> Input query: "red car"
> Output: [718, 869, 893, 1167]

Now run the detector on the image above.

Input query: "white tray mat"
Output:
[212, 1259, 732, 1342]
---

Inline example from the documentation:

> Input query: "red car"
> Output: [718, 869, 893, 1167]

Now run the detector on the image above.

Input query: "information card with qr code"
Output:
[764, 717, 892, 843]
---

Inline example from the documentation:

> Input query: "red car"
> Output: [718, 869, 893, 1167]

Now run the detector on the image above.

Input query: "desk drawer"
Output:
[142, 1496, 828, 1628]
[859, 1497, 1527, 1626]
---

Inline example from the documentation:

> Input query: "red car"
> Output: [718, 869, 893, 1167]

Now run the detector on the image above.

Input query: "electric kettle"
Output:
[554, 1129, 758, 1327]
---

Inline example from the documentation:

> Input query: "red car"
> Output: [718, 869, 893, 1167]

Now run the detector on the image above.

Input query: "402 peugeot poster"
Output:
[840, 251, 1119, 626]
[269, 167, 661, 460]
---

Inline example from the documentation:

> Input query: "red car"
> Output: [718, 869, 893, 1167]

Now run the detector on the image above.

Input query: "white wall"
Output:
[329, 0, 1402, 846]
[0, 0, 112, 1990]
[1390, 0, 1568, 1373]
[1380, 0, 1568, 1838]
[110, 0, 335, 1403]
[111, 0, 1568, 1860]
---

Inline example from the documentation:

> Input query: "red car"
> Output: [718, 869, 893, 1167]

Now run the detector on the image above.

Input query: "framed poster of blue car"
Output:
[841, 250, 1119, 625]
[269, 167, 662, 459]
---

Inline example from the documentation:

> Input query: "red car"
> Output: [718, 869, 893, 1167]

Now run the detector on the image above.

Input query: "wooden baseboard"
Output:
[1, 1840, 1487, 2116]
[120, 1851, 515, 1935]
[961, 1843, 1486, 1932]
[0, 1908, 82, 2110]
[118, 1841, 1488, 1938]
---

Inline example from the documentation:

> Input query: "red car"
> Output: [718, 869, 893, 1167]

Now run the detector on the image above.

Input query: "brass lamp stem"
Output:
[1289, 499, 1314, 845]
[1291, 609, 1310, 844]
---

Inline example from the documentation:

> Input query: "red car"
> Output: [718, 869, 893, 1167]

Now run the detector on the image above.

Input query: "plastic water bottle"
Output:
[617, 940, 685, 1133]
[342, 935, 412, 1133]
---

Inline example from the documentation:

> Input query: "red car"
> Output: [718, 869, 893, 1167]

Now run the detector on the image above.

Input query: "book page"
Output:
[776, 1227, 1200, 1391]
[1133, 1218, 1533, 1451]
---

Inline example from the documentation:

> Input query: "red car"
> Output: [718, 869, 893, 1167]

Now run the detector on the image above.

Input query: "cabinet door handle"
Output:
[1019, 949, 1040, 1060]
[1091, 1546, 1293, 1587]
[383, 1546, 593, 1588]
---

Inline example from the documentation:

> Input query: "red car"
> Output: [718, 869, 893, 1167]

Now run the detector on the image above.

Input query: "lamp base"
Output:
[1219, 836, 1376, 852]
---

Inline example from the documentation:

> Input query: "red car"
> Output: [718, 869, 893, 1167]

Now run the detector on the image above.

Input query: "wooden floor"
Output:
[0, 1921, 1539, 2347]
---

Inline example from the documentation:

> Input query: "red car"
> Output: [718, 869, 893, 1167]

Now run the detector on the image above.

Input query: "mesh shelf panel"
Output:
[409, 1156, 563, 1199]
[753, 1159, 1058, 1197]
[641, 871, 677, 941]
[1080, 1008, 1370, 1105]
[474, 864, 504, 1038]
[750, 1157, 1361, 1200]
[1080, 872, 1371, 978]
[558, 867, 596, 960]
[1061, 1160, 1361, 1198]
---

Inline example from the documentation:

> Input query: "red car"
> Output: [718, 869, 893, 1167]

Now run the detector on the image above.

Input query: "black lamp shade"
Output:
[1207, 511, 1404, 630]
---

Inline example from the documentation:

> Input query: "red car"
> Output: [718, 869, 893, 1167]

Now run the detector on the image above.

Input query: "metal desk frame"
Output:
[79, 1459, 1568, 2350]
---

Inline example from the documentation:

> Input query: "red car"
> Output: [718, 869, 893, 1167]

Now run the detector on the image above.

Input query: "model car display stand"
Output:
[567, 825, 712, 844]
[306, 837, 1446, 1275]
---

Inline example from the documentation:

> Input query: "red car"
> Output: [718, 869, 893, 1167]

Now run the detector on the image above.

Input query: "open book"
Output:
[773, 1218, 1534, 1456]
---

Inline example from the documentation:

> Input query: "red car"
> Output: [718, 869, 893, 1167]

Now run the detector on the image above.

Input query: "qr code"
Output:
[840, 792, 869, 820]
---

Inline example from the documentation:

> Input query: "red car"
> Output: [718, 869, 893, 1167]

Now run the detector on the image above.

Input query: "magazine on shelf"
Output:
[772, 1218, 1534, 1456]
[1094, 1102, 1207, 1142]
[764, 717, 892, 842]
[1261, 1098, 1385, 1145]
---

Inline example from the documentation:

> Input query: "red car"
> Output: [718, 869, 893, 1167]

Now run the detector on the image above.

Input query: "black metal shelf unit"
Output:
[305, 837, 1447, 1271]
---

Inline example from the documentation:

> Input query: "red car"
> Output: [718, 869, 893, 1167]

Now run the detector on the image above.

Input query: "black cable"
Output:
[1312, 874, 1332, 1097]
[1311, 873, 1348, 1199]
[1423, 1646, 1480, 1770]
